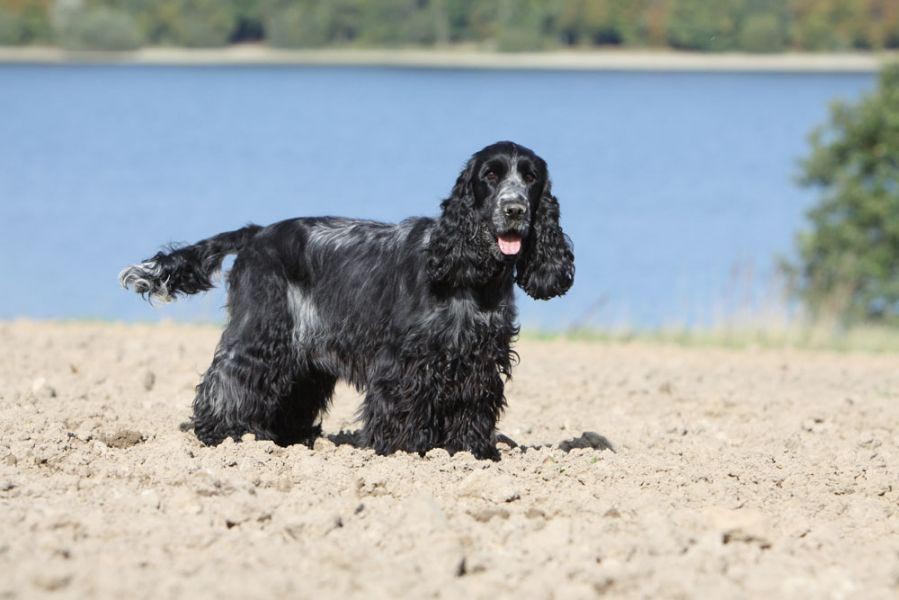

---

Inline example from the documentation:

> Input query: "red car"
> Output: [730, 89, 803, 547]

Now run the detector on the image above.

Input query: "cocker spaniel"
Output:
[120, 141, 574, 460]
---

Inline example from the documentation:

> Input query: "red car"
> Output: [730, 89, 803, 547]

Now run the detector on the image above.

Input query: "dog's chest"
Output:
[427, 295, 511, 345]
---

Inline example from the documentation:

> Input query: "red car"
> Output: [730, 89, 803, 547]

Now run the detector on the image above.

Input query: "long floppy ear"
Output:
[515, 182, 575, 299]
[426, 158, 496, 287]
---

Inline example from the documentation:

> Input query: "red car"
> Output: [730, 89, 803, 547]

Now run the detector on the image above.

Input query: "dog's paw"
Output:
[471, 445, 501, 461]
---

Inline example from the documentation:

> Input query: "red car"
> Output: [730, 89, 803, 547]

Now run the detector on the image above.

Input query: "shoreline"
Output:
[0, 44, 894, 72]
[5, 319, 899, 353]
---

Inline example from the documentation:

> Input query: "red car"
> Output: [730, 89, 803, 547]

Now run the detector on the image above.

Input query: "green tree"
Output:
[790, 0, 873, 51]
[736, 0, 790, 52]
[554, 0, 650, 47]
[494, 0, 553, 51]
[785, 64, 899, 324]
[0, 0, 51, 44]
[356, 0, 446, 46]
[53, 4, 143, 51]
[666, 0, 739, 51]
[264, 0, 360, 48]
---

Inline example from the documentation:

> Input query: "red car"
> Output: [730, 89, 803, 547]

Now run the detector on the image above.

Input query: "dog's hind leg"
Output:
[189, 268, 304, 445]
[190, 275, 337, 446]
[191, 336, 335, 447]
[187, 242, 338, 446]
[190, 320, 299, 446]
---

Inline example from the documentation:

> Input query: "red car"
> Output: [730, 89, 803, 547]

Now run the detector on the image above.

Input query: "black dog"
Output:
[120, 141, 574, 460]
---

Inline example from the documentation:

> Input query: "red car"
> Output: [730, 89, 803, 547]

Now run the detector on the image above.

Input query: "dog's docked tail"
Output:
[119, 225, 262, 303]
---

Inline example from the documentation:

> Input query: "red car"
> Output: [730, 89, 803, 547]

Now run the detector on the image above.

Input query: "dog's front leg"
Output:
[443, 372, 505, 461]
[360, 379, 442, 456]
[444, 402, 501, 460]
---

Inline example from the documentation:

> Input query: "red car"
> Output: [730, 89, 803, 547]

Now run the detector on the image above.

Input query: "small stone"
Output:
[2, 453, 16, 466]
[801, 417, 829, 433]
[705, 507, 772, 550]
[356, 478, 389, 497]
[140, 490, 161, 510]
[470, 507, 510, 522]
[425, 447, 450, 460]
[101, 430, 144, 449]
[525, 508, 546, 519]
[240, 433, 257, 443]
[32, 573, 72, 592]
[502, 489, 521, 503]
[313, 438, 336, 453]
[142, 371, 156, 391]
[455, 558, 467, 577]
[31, 378, 57, 399]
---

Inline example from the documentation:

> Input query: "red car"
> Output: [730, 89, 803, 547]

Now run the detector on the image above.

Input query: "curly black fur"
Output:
[120, 141, 574, 460]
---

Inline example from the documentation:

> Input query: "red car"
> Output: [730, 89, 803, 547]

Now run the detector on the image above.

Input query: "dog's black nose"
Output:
[503, 203, 526, 219]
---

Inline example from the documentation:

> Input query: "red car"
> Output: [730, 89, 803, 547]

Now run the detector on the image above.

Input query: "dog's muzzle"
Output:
[495, 185, 529, 256]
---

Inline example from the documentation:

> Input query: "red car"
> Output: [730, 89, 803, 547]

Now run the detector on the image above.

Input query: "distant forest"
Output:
[2, 0, 899, 53]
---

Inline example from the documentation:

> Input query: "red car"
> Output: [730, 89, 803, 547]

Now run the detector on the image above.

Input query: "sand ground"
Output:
[0, 45, 893, 72]
[0, 321, 897, 599]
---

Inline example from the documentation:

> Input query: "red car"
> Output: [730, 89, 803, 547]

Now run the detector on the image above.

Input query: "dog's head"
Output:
[427, 141, 574, 299]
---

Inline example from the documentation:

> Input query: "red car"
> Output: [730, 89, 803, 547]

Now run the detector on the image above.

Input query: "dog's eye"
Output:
[485, 170, 498, 183]
[524, 173, 536, 184]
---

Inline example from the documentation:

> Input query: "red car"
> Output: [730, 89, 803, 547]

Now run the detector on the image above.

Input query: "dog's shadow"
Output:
[325, 430, 615, 455]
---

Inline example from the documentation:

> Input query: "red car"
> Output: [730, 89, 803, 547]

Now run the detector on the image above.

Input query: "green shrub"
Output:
[738, 13, 788, 52]
[266, 5, 329, 48]
[171, 14, 231, 47]
[265, 0, 360, 48]
[666, 0, 737, 51]
[0, 4, 52, 45]
[0, 8, 23, 44]
[170, 1, 236, 47]
[57, 7, 143, 51]
[784, 64, 899, 325]
[496, 26, 547, 52]
[494, 0, 552, 52]
[356, 0, 442, 46]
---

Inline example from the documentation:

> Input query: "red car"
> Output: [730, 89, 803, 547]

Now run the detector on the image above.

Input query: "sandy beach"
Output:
[0, 45, 894, 72]
[0, 320, 897, 598]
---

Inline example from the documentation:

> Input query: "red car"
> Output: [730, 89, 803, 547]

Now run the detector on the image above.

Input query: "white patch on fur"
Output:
[308, 220, 404, 254]
[391, 219, 416, 246]
[506, 166, 525, 186]
[286, 284, 320, 348]
[307, 220, 359, 252]
[202, 349, 244, 418]
[118, 260, 173, 304]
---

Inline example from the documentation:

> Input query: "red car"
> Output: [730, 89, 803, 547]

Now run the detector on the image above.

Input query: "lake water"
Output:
[0, 65, 875, 329]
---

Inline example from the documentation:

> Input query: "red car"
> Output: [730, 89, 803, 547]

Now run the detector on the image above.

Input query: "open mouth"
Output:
[497, 233, 522, 256]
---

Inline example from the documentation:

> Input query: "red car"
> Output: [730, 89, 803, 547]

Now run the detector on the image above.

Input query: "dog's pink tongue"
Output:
[497, 234, 522, 256]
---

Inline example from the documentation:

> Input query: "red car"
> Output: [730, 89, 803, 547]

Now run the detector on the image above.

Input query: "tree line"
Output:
[2, 0, 899, 53]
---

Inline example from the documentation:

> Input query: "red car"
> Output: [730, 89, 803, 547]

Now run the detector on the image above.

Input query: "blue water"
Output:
[0, 65, 875, 329]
